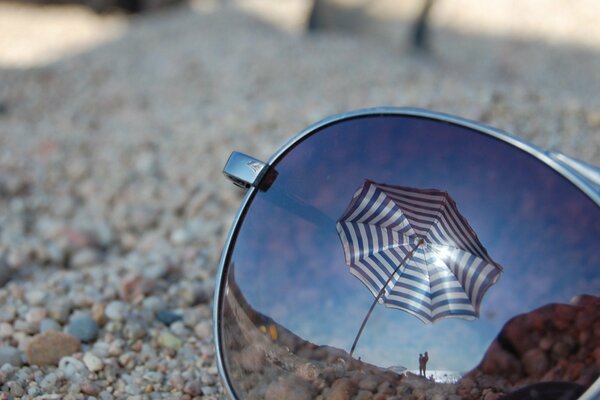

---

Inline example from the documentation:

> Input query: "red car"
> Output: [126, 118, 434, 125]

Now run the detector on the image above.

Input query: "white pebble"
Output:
[83, 352, 104, 372]
[105, 301, 128, 321]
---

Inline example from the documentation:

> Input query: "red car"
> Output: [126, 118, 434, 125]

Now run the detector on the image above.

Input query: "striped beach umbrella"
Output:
[336, 180, 503, 355]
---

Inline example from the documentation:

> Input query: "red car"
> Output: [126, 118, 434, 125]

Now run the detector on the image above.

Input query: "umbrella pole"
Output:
[349, 240, 423, 359]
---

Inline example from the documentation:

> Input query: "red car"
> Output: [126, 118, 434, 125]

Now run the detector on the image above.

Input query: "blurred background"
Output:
[0, 0, 599, 398]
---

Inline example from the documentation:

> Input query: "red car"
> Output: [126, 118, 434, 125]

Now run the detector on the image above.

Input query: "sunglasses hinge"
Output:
[223, 151, 272, 190]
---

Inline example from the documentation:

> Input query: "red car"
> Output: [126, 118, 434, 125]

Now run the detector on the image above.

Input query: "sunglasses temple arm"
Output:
[546, 151, 600, 192]
[263, 185, 337, 228]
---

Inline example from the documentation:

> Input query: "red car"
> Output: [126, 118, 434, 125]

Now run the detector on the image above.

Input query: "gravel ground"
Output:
[0, 1, 599, 399]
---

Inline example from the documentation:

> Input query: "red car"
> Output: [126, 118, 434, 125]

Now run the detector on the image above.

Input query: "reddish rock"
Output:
[265, 376, 313, 400]
[465, 295, 600, 394]
[326, 378, 357, 400]
[295, 362, 320, 381]
[238, 344, 265, 373]
[479, 341, 521, 376]
[576, 310, 594, 331]
[358, 376, 379, 391]
[522, 348, 549, 378]
[355, 390, 373, 400]
[26, 331, 80, 366]
[456, 377, 476, 399]
[80, 381, 100, 396]
[119, 273, 155, 302]
[551, 338, 575, 360]
[567, 362, 584, 381]
[552, 304, 575, 331]
[502, 317, 533, 355]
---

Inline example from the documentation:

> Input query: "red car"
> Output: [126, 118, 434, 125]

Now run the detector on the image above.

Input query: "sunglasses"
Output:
[213, 108, 600, 400]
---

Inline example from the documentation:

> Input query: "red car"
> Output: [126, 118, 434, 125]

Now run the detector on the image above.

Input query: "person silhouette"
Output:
[418, 353, 423, 376]
[422, 351, 429, 377]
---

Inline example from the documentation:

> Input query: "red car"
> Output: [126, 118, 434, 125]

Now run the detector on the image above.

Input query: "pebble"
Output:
[158, 331, 182, 350]
[0, 346, 23, 367]
[67, 314, 99, 342]
[70, 248, 99, 268]
[142, 296, 165, 314]
[7, 381, 25, 397]
[25, 289, 47, 306]
[265, 377, 313, 400]
[26, 331, 80, 366]
[59, 356, 87, 378]
[194, 321, 212, 339]
[157, 310, 183, 326]
[183, 380, 202, 396]
[47, 300, 72, 324]
[25, 307, 48, 324]
[169, 321, 188, 337]
[0, 322, 14, 338]
[91, 302, 106, 325]
[105, 300, 128, 321]
[81, 381, 101, 396]
[83, 351, 104, 372]
[0, 306, 16, 322]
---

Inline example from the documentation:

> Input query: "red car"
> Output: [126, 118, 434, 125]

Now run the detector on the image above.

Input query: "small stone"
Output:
[105, 301, 128, 321]
[81, 381, 100, 396]
[170, 228, 193, 245]
[157, 310, 183, 326]
[0, 346, 23, 367]
[25, 307, 48, 325]
[239, 344, 265, 372]
[143, 263, 168, 280]
[201, 386, 218, 396]
[295, 362, 320, 381]
[83, 352, 103, 372]
[124, 320, 146, 340]
[67, 314, 99, 342]
[7, 381, 25, 397]
[119, 273, 154, 302]
[47, 300, 72, 323]
[25, 290, 47, 306]
[70, 248, 99, 268]
[14, 319, 37, 334]
[170, 321, 188, 337]
[59, 356, 86, 378]
[91, 303, 106, 325]
[194, 321, 212, 339]
[265, 376, 313, 400]
[158, 331, 182, 350]
[39, 318, 61, 333]
[0, 306, 16, 322]
[522, 348, 549, 378]
[355, 390, 373, 400]
[0, 322, 14, 338]
[14, 331, 32, 351]
[26, 331, 80, 366]
[183, 381, 202, 396]
[358, 376, 379, 391]
[142, 296, 165, 314]
[40, 372, 58, 391]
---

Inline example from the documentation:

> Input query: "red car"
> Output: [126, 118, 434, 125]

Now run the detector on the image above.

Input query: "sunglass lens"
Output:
[218, 114, 599, 399]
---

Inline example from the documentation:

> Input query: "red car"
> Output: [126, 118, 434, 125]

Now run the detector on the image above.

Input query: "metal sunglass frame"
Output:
[213, 107, 600, 400]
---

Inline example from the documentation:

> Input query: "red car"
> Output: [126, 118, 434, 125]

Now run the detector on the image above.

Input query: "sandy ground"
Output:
[0, 0, 598, 398]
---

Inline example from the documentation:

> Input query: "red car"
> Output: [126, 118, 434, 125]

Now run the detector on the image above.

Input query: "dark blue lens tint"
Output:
[218, 115, 599, 399]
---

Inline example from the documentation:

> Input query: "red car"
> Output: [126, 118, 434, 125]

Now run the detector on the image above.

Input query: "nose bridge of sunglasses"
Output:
[223, 151, 279, 191]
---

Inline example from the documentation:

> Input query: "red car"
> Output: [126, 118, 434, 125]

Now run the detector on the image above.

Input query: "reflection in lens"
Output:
[219, 115, 600, 399]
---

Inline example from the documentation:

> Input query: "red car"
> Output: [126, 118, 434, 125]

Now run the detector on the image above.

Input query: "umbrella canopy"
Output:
[337, 180, 503, 325]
